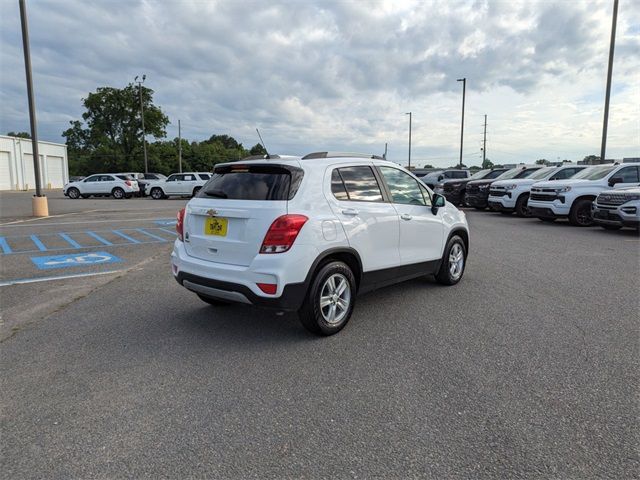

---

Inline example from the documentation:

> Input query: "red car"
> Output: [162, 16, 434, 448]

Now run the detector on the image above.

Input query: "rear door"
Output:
[326, 165, 400, 271]
[378, 166, 444, 264]
[183, 164, 298, 266]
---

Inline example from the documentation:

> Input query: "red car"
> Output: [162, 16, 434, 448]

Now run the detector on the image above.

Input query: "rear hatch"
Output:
[183, 163, 303, 267]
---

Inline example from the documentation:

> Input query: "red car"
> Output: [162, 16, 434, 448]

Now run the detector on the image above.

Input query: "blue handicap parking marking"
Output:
[155, 219, 177, 226]
[31, 251, 123, 270]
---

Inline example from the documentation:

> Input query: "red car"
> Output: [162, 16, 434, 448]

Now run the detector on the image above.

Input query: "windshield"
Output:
[528, 167, 556, 180]
[571, 165, 616, 180]
[515, 168, 540, 179]
[468, 169, 490, 180]
[495, 168, 523, 180]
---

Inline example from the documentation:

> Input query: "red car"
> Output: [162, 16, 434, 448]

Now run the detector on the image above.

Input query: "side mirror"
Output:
[608, 177, 622, 187]
[438, 175, 444, 181]
[431, 193, 446, 214]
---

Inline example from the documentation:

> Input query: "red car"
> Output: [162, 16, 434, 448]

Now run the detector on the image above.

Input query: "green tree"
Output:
[481, 157, 493, 169]
[582, 155, 600, 165]
[535, 159, 550, 165]
[249, 143, 267, 156]
[6, 131, 31, 138]
[62, 83, 169, 173]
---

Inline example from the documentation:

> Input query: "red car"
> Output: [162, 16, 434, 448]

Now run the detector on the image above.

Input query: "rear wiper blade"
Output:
[204, 189, 227, 198]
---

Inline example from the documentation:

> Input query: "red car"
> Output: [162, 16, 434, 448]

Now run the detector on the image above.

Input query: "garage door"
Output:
[46, 156, 65, 188]
[23, 154, 44, 190]
[0, 151, 12, 190]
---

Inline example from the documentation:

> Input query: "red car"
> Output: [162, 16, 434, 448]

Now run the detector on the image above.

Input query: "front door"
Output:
[378, 166, 444, 264]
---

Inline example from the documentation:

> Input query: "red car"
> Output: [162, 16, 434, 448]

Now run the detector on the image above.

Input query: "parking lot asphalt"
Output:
[1, 197, 639, 479]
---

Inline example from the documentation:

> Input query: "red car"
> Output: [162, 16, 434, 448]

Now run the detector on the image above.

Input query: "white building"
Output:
[0, 135, 69, 191]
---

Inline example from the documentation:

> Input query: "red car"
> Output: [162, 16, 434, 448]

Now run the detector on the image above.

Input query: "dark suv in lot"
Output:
[434, 168, 508, 206]
[465, 166, 540, 209]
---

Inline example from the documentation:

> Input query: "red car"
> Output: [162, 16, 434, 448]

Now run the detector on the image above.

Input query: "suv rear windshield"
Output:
[198, 164, 303, 201]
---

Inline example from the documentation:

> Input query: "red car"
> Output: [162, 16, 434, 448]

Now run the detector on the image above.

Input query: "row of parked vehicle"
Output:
[63, 172, 212, 200]
[430, 162, 640, 230]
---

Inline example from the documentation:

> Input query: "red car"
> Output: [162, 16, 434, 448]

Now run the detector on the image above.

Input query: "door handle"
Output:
[401, 214, 412, 220]
[341, 208, 359, 216]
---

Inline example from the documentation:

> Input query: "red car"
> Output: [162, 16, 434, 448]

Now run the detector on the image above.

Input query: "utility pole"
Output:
[600, 0, 618, 163]
[19, 0, 48, 216]
[457, 78, 466, 169]
[482, 114, 487, 166]
[178, 119, 182, 173]
[135, 75, 148, 173]
[405, 112, 412, 169]
[383, 142, 388, 160]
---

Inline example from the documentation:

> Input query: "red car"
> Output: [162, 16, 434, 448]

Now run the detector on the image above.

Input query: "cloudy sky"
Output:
[1, 0, 638, 167]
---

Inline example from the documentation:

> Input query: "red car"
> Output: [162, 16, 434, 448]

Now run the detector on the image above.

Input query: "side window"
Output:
[379, 167, 426, 206]
[166, 174, 178, 182]
[330, 169, 349, 200]
[84, 175, 100, 182]
[452, 171, 467, 179]
[444, 171, 453, 178]
[336, 166, 383, 202]
[184, 174, 196, 181]
[551, 169, 569, 180]
[615, 166, 639, 183]
[146, 174, 158, 180]
[419, 184, 432, 206]
[101, 175, 115, 182]
[198, 174, 211, 180]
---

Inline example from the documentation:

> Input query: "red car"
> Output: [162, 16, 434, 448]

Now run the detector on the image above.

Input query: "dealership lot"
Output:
[1, 193, 638, 478]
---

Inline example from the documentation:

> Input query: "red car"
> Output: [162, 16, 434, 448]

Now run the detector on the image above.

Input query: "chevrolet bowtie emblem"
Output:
[207, 209, 218, 217]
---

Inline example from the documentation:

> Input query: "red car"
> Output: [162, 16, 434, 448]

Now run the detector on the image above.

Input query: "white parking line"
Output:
[0, 270, 123, 287]
[0, 210, 100, 226]
[0, 217, 175, 228]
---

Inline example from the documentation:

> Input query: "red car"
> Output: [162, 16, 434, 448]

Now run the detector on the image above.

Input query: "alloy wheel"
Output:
[449, 243, 465, 280]
[319, 273, 351, 325]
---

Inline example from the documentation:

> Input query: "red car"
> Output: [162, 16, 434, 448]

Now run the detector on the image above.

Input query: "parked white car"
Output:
[528, 162, 640, 226]
[63, 173, 139, 199]
[592, 187, 640, 231]
[147, 172, 212, 199]
[487, 165, 587, 217]
[171, 152, 470, 335]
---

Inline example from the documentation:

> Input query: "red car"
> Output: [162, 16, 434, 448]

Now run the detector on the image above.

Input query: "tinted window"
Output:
[101, 175, 115, 181]
[616, 166, 639, 183]
[451, 171, 468, 179]
[515, 168, 540, 179]
[198, 173, 211, 180]
[380, 167, 426, 206]
[166, 175, 178, 182]
[485, 169, 507, 179]
[145, 174, 159, 179]
[336, 166, 383, 202]
[551, 168, 581, 180]
[199, 165, 301, 201]
[331, 169, 349, 200]
[84, 175, 100, 182]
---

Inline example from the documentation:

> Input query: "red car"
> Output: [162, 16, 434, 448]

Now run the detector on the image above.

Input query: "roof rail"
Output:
[301, 151, 385, 160]
[242, 154, 283, 160]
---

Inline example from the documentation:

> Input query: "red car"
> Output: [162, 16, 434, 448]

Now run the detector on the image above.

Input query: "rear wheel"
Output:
[112, 187, 125, 199]
[67, 187, 80, 199]
[515, 194, 531, 217]
[150, 187, 164, 200]
[569, 198, 594, 227]
[197, 294, 230, 306]
[298, 261, 356, 336]
[192, 186, 202, 197]
[435, 235, 467, 285]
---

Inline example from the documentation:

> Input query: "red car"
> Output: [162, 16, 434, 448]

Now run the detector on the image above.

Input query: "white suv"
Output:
[171, 153, 470, 335]
[528, 163, 640, 226]
[63, 173, 139, 199]
[488, 165, 586, 217]
[147, 172, 212, 199]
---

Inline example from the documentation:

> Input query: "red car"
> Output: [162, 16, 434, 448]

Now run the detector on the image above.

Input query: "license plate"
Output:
[204, 217, 228, 236]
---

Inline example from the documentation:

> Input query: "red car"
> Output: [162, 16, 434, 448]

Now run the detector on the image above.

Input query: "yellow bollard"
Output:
[32, 195, 49, 217]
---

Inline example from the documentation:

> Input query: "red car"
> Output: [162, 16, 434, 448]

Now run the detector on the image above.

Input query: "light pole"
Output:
[457, 77, 466, 168]
[600, 0, 618, 163]
[19, 0, 48, 216]
[135, 75, 148, 173]
[405, 112, 412, 169]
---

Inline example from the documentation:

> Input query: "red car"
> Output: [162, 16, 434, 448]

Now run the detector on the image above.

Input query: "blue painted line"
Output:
[86, 231, 113, 246]
[158, 227, 177, 236]
[0, 237, 12, 254]
[30, 234, 48, 251]
[58, 233, 83, 249]
[112, 230, 140, 244]
[136, 228, 167, 242]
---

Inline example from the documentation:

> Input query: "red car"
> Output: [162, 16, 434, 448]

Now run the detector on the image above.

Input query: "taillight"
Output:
[256, 283, 277, 294]
[125, 180, 132, 186]
[260, 214, 308, 254]
[176, 208, 185, 241]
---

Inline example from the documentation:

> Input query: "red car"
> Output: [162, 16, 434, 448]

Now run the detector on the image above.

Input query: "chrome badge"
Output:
[206, 209, 218, 217]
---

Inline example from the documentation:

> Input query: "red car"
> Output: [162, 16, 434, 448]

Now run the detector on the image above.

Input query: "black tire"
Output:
[515, 194, 530, 217]
[112, 187, 125, 199]
[197, 294, 230, 306]
[435, 235, 467, 286]
[124, 193, 133, 199]
[81, 194, 90, 199]
[538, 217, 556, 223]
[298, 261, 356, 336]
[192, 186, 202, 197]
[150, 187, 164, 200]
[67, 187, 80, 199]
[568, 198, 594, 227]
[601, 225, 622, 231]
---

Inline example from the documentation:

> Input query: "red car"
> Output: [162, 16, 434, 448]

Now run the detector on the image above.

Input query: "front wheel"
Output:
[112, 187, 125, 199]
[150, 187, 164, 200]
[298, 261, 356, 336]
[67, 187, 80, 199]
[569, 199, 594, 227]
[515, 194, 531, 217]
[435, 235, 467, 285]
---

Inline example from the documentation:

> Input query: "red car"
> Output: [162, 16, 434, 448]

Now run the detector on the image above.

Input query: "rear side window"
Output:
[334, 166, 383, 202]
[615, 166, 639, 183]
[199, 164, 303, 201]
[451, 171, 468, 179]
[198, 173, 211, 180]
[331, 170, 349, 200]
